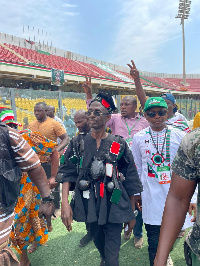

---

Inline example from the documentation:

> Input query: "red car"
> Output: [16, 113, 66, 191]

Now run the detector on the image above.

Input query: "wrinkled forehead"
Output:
[89, 101, 108, 112]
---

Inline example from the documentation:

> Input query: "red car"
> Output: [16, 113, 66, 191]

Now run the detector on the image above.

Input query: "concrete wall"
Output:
[1, 32, 200, 79]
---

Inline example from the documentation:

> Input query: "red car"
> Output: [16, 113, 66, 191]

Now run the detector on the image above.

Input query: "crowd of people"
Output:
[0, 60, 199, 266]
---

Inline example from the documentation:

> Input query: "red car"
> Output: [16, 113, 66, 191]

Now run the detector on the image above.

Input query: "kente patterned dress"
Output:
[10, 131, 57, 253]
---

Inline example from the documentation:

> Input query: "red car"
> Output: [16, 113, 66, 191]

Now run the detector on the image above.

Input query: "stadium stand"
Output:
[0, 43, 27, 63]
[13, 96, 87, 127]
[3, 44, 123, 81]
[1, 39, 200, 93]
[1, 32, 200, 125]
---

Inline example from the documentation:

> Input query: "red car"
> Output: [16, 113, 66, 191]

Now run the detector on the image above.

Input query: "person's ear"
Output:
[133, 104, 137, 111]
[106, 114, 111, 122]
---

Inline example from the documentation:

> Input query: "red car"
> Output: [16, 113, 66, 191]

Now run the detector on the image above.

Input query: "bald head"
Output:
[74, 109, 90, 133]
[74, 109, 87, 120]
[46, 105, 55, 118]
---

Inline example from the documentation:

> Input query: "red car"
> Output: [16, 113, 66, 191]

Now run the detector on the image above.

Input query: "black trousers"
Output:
[89, 222, 123, 266]
[41, 163, 60, 209]
[145, 224, 161, 266]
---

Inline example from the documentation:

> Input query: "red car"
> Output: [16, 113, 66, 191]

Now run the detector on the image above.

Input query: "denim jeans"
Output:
[145, 224, 161, 266]
[133, 207, 143, 239]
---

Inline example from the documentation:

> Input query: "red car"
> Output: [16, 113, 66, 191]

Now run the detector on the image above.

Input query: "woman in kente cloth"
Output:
[10, 130, 59, 266]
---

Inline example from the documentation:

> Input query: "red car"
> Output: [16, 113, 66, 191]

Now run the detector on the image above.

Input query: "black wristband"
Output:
[42, 194, 54, 203]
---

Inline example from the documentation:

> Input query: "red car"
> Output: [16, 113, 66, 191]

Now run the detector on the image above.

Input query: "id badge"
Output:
[83, 190, 90, 199]
[157, 166, 171, 184]
[106, 163, 113, 177]
[126, 138, 132, 148]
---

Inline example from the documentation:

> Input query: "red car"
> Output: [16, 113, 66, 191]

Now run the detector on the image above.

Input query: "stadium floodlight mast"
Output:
[175, 0, 191, 86]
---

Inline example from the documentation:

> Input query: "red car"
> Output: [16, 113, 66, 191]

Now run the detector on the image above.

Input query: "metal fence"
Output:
[0, 88, 198, 129]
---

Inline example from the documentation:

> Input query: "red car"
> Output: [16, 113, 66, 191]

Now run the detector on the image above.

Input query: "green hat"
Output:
[143, 97, 168, 112]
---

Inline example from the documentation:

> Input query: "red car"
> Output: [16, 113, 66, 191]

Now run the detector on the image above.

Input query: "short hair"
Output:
[35, 102, 47, 109]
[122, 96, 137, 105]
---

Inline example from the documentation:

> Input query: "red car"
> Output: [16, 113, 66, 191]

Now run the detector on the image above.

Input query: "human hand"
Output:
[39, 201, 55, 230]
[61, 202, 73, 232]
[127, 60, 140, 81]
[188, 203, 197, 222]
[134, 195, 142, 212]
[126, 219, 136, 234]
[82, 75, 92, 95]
[48, 176, 58, 189]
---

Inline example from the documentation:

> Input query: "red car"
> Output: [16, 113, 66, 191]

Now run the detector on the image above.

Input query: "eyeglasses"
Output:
[146, 110, 167, 118]
[86, 110, 108, 117]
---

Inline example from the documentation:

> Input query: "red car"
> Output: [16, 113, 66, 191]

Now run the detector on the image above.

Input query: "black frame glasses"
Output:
[86, 110, 108, 117]
[146, 110, 167, 118]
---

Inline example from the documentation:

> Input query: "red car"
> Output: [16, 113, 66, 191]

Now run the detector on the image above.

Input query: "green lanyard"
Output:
[125, 117, 141, 137]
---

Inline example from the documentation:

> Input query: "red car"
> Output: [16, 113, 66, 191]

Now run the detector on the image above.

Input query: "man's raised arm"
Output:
[127, 60, 146, 109]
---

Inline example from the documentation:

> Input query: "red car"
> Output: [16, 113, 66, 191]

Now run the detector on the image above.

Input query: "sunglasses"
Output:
[86, 110, 108, 117]
[146, 110, 167, 118]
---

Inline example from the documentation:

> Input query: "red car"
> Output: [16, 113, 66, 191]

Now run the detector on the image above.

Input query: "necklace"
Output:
[149, 127, 170, 165]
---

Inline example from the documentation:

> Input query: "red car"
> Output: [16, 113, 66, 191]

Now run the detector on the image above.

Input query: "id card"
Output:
[157, 166, 171, 184]
[83, 190, 90, 199]
[106, 163, 113, 177]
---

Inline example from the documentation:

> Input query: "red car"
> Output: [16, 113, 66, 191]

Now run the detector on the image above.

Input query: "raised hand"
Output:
[82, 75, 92, 95]
[127, 60, 140, 80]
[127, 60, 146, 108]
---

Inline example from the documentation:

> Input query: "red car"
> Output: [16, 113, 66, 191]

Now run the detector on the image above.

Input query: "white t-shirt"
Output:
[175, 112, 188, 123]
[167, 115, 190, 133]
[132, 126, 185, 225]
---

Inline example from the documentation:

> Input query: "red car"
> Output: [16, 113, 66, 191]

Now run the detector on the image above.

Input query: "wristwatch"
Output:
[42, 193, 54, 203]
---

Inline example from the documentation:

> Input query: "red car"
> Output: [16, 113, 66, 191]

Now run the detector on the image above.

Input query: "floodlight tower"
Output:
[175, 0, 191, 85]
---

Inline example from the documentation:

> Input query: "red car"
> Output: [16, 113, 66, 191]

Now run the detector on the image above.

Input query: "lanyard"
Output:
[149, 127, 171, 163]
[125, 117, 141, 137]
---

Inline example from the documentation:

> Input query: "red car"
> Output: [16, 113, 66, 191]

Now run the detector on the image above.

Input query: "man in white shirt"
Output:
[131, 97, 185, 266]
[159, 93, 189, 133]
[46, 105, 66, 130]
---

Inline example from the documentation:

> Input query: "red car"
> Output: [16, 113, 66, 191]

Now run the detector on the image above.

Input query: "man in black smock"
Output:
[59, 93, 143, 266]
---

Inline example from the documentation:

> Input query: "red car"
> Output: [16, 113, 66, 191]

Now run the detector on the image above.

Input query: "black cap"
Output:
[90, 92, 116, 114]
